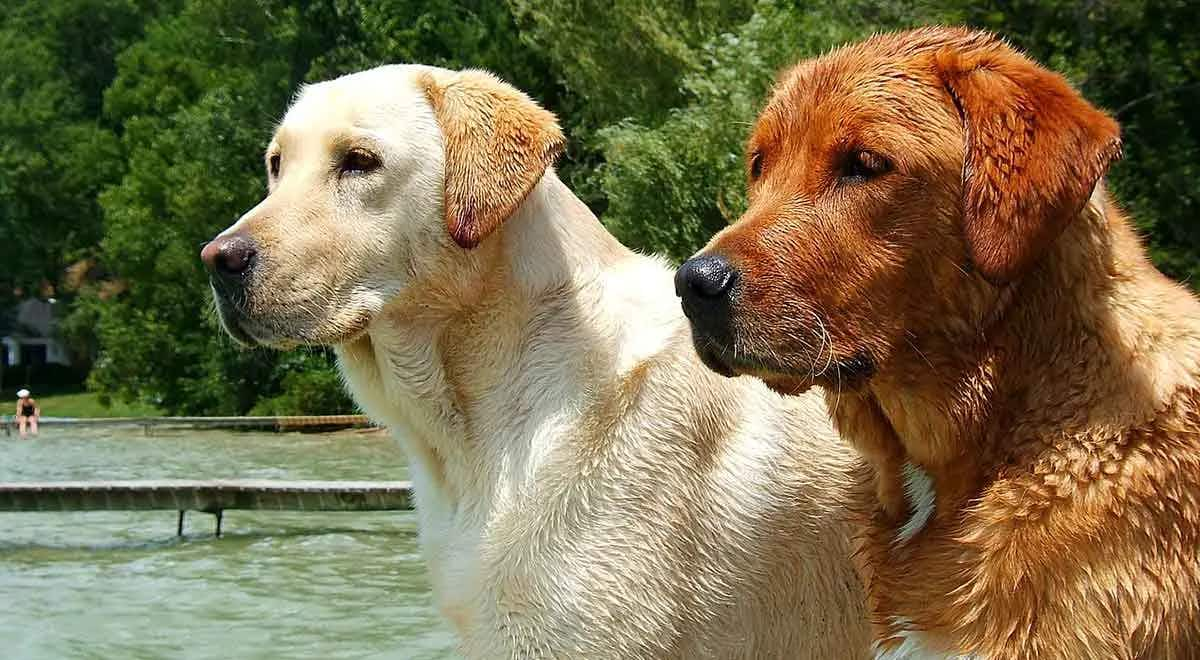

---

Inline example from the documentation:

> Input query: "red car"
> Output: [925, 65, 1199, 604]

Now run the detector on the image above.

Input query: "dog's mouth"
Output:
[691, 329, 876, 395]
[211, 294, 286, 348]
[211, 286, 372, 349]
[218, 311, 259, 346]
[691, 332, 740, 378]
[689, 331, 799, 385]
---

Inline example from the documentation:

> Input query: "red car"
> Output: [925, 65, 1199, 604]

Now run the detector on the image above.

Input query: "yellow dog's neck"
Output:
[338, 173, 636, 505]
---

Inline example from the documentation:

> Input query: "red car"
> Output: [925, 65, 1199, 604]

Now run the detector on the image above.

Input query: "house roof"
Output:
[11, 299, 57, 338]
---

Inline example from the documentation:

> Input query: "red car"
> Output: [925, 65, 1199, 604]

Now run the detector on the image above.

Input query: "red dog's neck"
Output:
[835, 193, 1200, 523]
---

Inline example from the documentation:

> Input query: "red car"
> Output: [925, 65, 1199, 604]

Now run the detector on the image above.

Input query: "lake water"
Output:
[0, 426, 457, 659]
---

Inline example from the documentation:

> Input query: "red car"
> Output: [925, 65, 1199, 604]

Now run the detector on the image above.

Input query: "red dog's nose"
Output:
[201, 234, 258, 277]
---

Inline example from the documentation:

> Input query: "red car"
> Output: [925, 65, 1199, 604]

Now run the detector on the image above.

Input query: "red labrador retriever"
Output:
[677, 26, 1200, 659]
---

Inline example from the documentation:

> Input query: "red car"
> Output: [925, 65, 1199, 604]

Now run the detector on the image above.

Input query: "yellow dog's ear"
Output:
[934, 35, 1122, 283]
[420, 69, 566, 249]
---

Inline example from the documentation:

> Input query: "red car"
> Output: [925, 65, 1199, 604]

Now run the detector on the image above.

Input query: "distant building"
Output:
[1, 298, 71, 368]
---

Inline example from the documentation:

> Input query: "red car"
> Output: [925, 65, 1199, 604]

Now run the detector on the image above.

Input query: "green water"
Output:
[0, 426, 456, 659]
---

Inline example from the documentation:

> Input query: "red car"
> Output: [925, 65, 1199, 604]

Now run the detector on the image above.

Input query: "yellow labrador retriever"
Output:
[201, 65, 867, 658]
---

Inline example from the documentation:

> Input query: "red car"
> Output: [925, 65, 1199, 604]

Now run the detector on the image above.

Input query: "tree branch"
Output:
[1115, 82, 1200, 118]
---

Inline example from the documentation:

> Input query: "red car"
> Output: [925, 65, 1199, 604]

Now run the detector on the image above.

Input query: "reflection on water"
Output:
[0, 426, 456, 659]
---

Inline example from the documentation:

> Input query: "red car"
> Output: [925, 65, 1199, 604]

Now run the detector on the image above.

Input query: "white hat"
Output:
[16, 389, 30, 398]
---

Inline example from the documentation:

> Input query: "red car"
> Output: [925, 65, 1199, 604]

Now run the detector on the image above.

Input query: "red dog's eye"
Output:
[841, 150, 891, 183]
[749, 151, 764, 180]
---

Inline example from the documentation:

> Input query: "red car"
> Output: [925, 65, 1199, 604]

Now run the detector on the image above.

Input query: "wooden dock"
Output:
[3, 414, 373, 435]
[0, 480, 412, 536]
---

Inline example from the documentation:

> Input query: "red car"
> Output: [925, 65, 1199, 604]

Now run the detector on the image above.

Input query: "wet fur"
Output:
[692, 27, 1200, 658]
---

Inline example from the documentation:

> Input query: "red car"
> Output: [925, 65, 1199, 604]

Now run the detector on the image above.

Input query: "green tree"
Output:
[82, 0, 557, 414]
[0, 0, 154, 296]
[573, 1, 933, 260]
[957, 0, 1200, 285]
[4, 0, 1196, 415]
[86, 0, 351, 413]
[536, 0, 1200, 275]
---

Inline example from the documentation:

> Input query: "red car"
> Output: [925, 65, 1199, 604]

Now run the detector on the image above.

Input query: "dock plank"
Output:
[4, 415, 373, 433]
[0, 480, 413, 512]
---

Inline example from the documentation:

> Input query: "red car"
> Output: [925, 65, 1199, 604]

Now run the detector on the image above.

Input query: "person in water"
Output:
[15, 389, 39, 438]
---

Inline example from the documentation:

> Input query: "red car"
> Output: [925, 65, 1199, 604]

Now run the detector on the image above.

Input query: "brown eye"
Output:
[749, 150, 764, 180]
[841, 150, 890, 183]
[268, 153, 280, 178]
[340, 149, 381, 176]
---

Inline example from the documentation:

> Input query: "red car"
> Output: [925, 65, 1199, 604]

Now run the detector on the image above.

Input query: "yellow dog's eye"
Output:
[841, 150, 890, 183]
[340, 149, 381, 176]
[268, 153, 281, 178]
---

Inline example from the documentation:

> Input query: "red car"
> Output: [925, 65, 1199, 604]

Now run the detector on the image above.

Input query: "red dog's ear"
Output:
[421, 69, 566, 249]
[935, 38, 1122, 283]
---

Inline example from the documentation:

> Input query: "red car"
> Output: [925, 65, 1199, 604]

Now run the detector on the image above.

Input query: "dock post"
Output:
[177, 510, 185, 536]
[214, 509, 223, 537]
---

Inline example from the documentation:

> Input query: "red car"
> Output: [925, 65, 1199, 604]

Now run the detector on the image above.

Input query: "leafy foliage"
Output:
[592, 2, 882, 260]
[0, 0, 1195, 413]
[0, 0, 151, 296]
[970, 0, 1200, 286]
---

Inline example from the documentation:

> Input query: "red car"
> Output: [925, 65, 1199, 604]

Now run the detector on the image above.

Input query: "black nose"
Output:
[201, 234, 257, 278]
[675, 255, 737, 300]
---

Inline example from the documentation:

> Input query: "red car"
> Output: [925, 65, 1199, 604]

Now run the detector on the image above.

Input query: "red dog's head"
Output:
[675, 27, 1121, 393]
